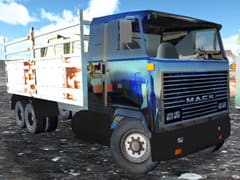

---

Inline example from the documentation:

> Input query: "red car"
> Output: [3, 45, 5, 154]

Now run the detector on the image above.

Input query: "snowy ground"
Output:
[0, 87, 239, 179]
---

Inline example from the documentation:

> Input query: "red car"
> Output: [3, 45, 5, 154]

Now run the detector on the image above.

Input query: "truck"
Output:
[4, 10, 230, 174]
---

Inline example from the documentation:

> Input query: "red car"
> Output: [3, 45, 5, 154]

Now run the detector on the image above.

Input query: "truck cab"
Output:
[85, 10, 230, 173]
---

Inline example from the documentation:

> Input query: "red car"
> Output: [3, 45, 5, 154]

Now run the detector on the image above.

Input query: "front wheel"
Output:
[110, 119, 157, 174]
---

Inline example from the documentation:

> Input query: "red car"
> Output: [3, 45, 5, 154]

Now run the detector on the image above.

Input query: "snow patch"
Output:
[179, 173, 203, 180]
[232, 175, 240, 179]
[69, 170, 80, 176]
[2, 131, 15, 134]
[51, 157, 61, 162]
[40, 145, 56, 151]
[17, 153, 24, 156]
[221, 150, 228, 154]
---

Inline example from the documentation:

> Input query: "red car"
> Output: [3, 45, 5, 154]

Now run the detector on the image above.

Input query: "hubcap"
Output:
[121, 132, 150, 163]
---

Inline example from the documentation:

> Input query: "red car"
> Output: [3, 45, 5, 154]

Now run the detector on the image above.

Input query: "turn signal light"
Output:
[219, 134, 223, 141]
[147, 63, 155, 71]
[230, 63, 236, 70]
[175, 148, 183, 156]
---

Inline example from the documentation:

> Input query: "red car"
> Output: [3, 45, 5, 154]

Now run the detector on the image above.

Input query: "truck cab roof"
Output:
[91, 10, 222, 31]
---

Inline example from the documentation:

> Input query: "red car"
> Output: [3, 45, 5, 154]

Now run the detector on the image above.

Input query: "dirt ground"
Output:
[0, 86, 240, 180]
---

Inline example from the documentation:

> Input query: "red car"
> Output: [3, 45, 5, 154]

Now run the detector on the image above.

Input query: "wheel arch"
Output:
[111, 108, 151, 136]
[31, 98, 59, 118]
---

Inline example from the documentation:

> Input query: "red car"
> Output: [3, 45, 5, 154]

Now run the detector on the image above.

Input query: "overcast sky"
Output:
[0, 0, 240, 59]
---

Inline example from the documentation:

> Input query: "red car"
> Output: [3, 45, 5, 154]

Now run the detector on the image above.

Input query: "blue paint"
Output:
[92, 10, 221, 29]
[148, 75, 156, 122]
[110, 123, 116, 129]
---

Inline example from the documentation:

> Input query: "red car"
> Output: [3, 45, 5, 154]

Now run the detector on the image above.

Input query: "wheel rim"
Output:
[121, 131, 150, 163]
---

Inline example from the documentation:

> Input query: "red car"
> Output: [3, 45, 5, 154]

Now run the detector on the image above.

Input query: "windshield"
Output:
[163, 29, 223, 60]
[131, 13, 225, 60]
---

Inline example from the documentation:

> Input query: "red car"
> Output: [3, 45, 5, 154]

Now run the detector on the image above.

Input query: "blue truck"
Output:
[5, 10, 230, 174]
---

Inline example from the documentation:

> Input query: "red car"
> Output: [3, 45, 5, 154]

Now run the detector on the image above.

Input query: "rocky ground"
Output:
[0, 86, 239, 180]
[0, 62, 6, 86]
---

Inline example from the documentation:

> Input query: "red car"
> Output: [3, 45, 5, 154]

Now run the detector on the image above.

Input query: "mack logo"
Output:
[186, 94, 215, 103]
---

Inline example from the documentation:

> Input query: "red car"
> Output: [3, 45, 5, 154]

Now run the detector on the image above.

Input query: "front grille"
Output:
[163, 71, 228, 124]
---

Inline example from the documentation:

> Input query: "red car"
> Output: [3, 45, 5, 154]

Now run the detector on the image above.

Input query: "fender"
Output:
[111, 107, 151, 136]
[11, 95, 28, 110]
[11, 95, 59, 118]
[31, 98, 59, 118]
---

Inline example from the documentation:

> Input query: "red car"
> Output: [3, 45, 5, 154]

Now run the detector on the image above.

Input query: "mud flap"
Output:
[71, 110, 113, 145]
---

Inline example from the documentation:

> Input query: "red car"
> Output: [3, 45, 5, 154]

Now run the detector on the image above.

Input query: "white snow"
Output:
[232, 175, 240, 180]
[69, 170, 80, 176]
[221, 150, 228, 154]
[2, 131, 14, 134]
[40, 145, 56, 151]
[51, 157, 61, 162]
[178, 173, 203, 180]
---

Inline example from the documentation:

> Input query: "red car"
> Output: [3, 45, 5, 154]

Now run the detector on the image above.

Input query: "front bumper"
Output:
[150, 114, 231, 161]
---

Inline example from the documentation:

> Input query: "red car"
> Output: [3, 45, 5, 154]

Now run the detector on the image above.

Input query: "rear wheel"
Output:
[14, 101, 27, 128]
[25, 103, 45, 134]
[44, 116, 58, 132]
[110, 119, 157, 174]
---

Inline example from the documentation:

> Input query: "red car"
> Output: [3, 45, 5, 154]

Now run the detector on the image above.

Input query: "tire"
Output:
[44, 116, 58, 132]
[212, 141, 225, 152]
[110, 119, 157, 174]
[25, 103, 45, 134]
[14, 101, 27, 128]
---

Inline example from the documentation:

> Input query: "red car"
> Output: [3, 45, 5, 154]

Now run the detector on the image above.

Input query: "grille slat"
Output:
[164, 76, 227, 83]
[182, 102, 217, 111]
[182, 106, 217, 115]
[215, 93, 228, 98]
[164, 84, 227, 92]
[164, 72, 227, 78]
[164, 80, 228, 88]
[182, 109, 219, 120]
[163, 71, 228, 124]
[164, 87, 227, 97]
